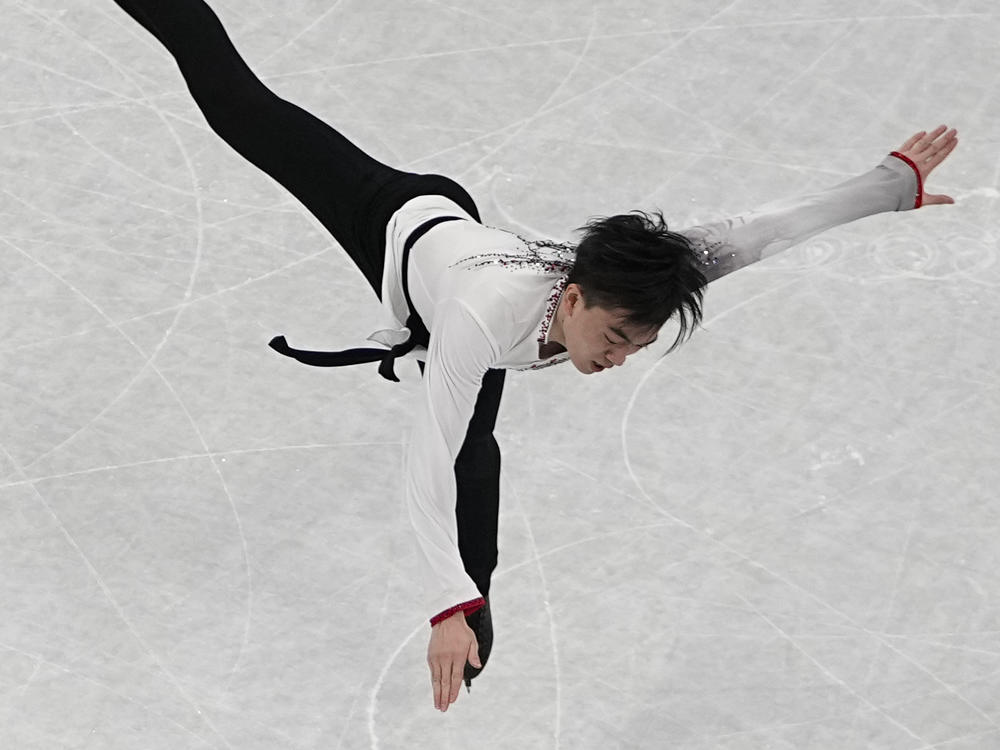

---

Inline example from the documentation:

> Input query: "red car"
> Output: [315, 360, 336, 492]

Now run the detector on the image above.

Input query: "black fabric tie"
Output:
[269, 215, 464, 382]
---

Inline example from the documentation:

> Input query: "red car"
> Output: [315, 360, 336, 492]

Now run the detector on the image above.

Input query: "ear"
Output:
[563, 283, 583, 316]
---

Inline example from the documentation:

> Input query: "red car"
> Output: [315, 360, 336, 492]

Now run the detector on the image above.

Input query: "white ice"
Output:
[2, 1, 999, 748]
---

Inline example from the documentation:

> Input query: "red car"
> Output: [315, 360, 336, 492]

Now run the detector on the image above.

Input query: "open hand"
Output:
[894, 125, 958, 206]
[427, 611, 481, 712]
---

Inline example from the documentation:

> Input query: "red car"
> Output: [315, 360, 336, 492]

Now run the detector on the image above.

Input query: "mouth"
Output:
[592, 362, 606, 372]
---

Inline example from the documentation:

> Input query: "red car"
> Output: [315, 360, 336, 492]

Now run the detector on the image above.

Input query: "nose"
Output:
[606, 348, 627, 367]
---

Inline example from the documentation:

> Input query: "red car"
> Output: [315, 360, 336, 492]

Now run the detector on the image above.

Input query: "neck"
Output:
[548, 307, 565, 346]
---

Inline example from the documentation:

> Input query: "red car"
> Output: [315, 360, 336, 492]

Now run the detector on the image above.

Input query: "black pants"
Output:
[114, 0, 503, 597]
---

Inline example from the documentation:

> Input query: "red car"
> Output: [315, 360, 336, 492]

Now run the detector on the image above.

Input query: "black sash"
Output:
[269, 215, 464, 382]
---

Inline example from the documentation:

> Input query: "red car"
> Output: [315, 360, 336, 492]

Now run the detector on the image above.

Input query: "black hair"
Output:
[567, 210, 707, 350]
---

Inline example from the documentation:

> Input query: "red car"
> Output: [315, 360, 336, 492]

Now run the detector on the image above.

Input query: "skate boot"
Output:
[463, 596, 492, 690]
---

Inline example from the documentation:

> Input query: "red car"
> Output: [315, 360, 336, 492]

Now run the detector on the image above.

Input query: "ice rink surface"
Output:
[2, 1, 999, 747]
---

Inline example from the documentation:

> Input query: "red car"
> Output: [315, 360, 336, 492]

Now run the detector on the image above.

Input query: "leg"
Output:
[112, 0, 479, 293]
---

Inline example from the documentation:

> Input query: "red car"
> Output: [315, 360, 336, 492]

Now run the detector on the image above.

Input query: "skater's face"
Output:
[556, 284, 658, 374]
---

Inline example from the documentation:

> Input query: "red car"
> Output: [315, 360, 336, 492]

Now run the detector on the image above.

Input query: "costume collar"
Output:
[538, 276, 568, 345]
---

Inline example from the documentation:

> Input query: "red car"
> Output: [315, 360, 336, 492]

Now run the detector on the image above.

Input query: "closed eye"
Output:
[611, 326, 659, 349]
[608, 331, 657, 349]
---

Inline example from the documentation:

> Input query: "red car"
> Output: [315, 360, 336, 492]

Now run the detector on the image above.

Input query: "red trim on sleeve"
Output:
[889, 151, 923, 209]
[430, 597, 485, 626]
[461, 602, 484, 618]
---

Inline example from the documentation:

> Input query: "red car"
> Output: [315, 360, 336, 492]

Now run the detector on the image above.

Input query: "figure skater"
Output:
[109, 0, 958, 713]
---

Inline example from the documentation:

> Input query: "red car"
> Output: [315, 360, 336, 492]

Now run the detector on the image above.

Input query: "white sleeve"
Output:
[405, 296, 501, 620]
[681, 155, 920, 283]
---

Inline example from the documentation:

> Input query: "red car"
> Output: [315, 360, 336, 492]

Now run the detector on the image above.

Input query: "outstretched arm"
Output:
[682, 126, 958, 284]
[409, 298, 500, 713]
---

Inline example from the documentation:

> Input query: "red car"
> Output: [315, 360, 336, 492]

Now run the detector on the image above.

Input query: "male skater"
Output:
[108, 0, 957, 713]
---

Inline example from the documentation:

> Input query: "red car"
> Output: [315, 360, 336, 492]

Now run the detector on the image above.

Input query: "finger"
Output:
[439, 661, 452, 712]
[898, 130, 925, 152]
[449, 658, 465, 706]
[923, 192, 955, 206]
[430, 662, 443, 710]
[921, 124, 948, 148]
[924, 127, 956, 153]
[468, 636, 482, 669]
[922, 133, 958, 173]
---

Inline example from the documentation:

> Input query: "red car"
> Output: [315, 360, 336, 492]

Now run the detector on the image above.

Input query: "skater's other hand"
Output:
[427, 611, 480, 712]
[894, 125, 958, 206]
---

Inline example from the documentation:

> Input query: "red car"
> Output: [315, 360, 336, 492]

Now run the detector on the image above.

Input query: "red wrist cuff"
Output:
[889, 151, 924, 209]
[430, 597, 485, 626]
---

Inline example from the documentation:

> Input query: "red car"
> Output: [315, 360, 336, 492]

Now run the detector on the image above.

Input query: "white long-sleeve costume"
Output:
[372, 154, 920, 622]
